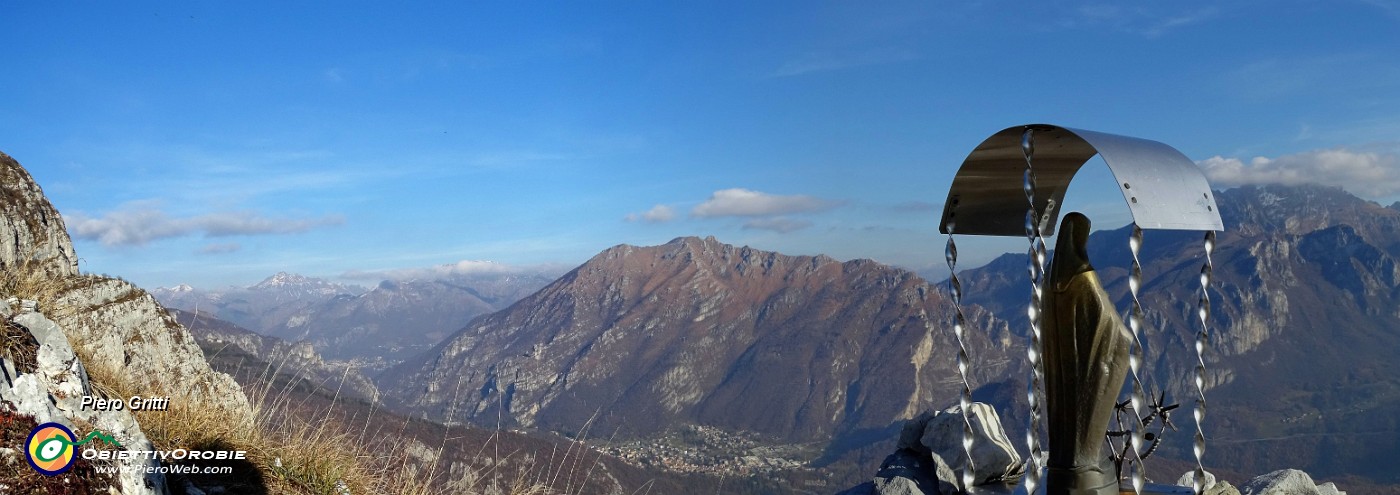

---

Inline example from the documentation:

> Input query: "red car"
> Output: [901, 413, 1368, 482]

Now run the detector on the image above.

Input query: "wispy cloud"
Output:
[1198, 148, 1400, 198]
[768, 47, 918, 78]
[341, 260, 560, 282]
[742, 217, 813, 233]
[1069, 4, 1218, 37]
[198, 242, 242, 255]
[68, 201, 344, 247]
[691, 188, 840, 218]
[624, 204, 676, 223]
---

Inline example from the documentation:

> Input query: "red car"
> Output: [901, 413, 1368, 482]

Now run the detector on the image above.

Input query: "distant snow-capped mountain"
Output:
[153, 270, 556, 372]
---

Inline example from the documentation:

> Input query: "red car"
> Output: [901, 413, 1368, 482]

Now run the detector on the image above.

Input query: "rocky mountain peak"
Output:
[1389, 201, 1400, 212]
[384, 235, 1015, 455]
[1217, 184, 1399, 239]
[0, 151, 79, 276]
[253, 271, 312, 288]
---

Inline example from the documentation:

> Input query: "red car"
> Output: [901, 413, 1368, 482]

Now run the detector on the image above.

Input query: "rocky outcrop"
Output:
[840, 402, 1023, 495]
[0, 151, 254, 493]
[1, 298, 165, 494]
[51, 278, 251, 419]
[0, 152, 78, 277]
[899, 403, 1022, 486]
[170, 308, 378, 401]
[1239, 469, 1346, 495]
[1176, 470, 1243, 495]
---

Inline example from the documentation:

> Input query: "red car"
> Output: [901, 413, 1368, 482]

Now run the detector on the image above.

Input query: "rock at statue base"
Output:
[907, 402, 1024, 485]
[1240, 469, 1345, 495]
[836, 482, 877, 495]
[1174, 471, 1240, 495]
[1177, 470, 1218, 493]
[837, 402, 1024, 494]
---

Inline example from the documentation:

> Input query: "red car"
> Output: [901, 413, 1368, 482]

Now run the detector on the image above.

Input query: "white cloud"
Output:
[691, 188, 838, 218]
[1198, 148, 1400, 198]
[341, 260, 556, 281]
[624, 204, 676, 223]
[741, 217, 813, 233]
[68, 202, 344, 247]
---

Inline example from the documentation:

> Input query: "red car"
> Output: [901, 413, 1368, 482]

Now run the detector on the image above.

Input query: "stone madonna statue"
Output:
[1042, 212, 1131, 495]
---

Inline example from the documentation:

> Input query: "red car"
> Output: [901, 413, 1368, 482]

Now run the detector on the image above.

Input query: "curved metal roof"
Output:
[939, 124, 1224, 236]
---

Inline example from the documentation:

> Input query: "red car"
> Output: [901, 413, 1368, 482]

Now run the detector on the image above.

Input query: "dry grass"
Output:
[76, 334, 569, 495]
[0, 255, 75, 318]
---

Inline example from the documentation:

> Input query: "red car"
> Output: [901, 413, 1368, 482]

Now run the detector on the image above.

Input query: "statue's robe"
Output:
[1042, 212, 1131, 495]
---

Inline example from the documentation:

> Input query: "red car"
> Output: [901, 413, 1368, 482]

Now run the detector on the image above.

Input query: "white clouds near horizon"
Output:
[68, 202, 344, 247]
[691, 188, 839, 218]
[340, 260, 561, 282]
[624, 204, 676, 223]
[1198, 148, 1400, 198]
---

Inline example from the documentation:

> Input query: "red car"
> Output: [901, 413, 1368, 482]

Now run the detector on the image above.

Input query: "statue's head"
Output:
[1051, 212, 1094, 287]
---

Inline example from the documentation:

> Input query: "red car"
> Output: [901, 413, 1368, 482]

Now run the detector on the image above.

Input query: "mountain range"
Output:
[370, 184, 1399, 489]
[153, 182, 1400, 491]
[153, 270, 554, 371]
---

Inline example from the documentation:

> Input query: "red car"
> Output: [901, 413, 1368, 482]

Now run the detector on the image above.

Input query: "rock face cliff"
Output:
[0, 151, 78, 277]
[48, 278, 252, 417]
[382, 236, 1018, 452]
[0, 151, 253, 492]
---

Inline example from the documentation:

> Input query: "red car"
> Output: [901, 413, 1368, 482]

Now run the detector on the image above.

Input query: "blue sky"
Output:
[3, 1, 1400, 288]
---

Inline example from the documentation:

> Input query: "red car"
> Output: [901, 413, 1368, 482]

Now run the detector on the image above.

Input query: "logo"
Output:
[23, 422, 122, 476]
[25, 422, 76, 476]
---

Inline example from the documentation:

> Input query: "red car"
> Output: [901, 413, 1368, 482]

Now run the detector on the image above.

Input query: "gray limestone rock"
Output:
[52, 277, 253, 422]
[1241, 469, 1342, 495]
[1178, 469, 1218, 493]
[1212, 481, 1244, 495]
[873, 476, 926, 495]
[1316, 483, 1344, 495]
[0, 152, 79, 277]
[918, 402, 1024, 485]
[851, 402, 1022, 495]
[1, 303, 167, 494]
[872, 450, 940, 495]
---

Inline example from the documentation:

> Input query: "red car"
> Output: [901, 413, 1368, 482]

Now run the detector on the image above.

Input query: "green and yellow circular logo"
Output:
[25, 422, 76, 476]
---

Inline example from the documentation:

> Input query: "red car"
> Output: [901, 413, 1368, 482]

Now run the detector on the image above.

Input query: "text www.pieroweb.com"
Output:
[92, 463, 233, 475]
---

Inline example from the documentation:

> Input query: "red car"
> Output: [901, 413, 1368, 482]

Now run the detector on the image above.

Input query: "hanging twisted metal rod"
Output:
[1192, 230, 1216, 495]
[1021, 127, 1048, 495]
[1125, 225, 1148, 495]
[945, 229, 977, 491]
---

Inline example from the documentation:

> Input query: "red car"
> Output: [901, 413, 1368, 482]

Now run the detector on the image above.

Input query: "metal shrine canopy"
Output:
[938, 123, 1224, 495]
[939, 124, 1223, 236]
